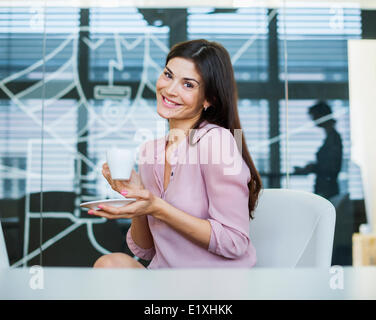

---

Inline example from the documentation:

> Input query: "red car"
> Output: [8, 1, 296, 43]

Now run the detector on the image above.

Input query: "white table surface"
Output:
[0, 266, 375, 300]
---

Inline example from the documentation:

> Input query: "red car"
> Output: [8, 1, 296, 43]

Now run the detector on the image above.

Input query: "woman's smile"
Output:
[161, 94, 183, 109]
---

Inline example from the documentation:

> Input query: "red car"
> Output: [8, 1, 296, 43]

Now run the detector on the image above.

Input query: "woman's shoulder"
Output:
[197, 123, 244, 169]
[191, 121, 233, 145]
[198, 125, 248, 177]
[197, 123, 239, 149]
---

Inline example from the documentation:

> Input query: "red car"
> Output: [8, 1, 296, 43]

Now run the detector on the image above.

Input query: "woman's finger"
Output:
[88, 201, 142, 218]
[101, 201, 141, 214]
[129, 169, 144, 188]
[120, 187, 151, 201]
[98, 203, 131, 215]
[102, 162, 110, 173]
[88, 209, 118, 219]
[102, 165, 112, 182]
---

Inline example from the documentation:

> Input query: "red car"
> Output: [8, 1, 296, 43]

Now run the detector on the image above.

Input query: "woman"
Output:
[90, 39, 262, 269]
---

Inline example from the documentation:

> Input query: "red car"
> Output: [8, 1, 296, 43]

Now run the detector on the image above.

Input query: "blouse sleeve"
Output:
[126, 227, 156, 261]
[199, 127, 252, 259]
[125, 141, 156, 261]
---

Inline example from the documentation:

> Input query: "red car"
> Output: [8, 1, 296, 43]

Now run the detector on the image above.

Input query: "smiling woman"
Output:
[156, 57, 209, 129]
[92, 39, 262, 269]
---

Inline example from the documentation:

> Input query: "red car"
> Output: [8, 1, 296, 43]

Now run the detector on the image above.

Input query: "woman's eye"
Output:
[164, 71, 172, 78]
[184, 82, 194, 88]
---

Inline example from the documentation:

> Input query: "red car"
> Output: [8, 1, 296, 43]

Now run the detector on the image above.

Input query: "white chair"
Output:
[250, 189, 336, 268]
[0, 220, 10, 268]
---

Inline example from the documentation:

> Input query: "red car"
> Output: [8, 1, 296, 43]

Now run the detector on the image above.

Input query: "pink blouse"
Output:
[126, 120, 257, 268]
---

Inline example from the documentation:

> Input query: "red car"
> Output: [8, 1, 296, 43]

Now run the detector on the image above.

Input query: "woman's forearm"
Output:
[130, 215, 154, 249]
[152, 197, 211, 249]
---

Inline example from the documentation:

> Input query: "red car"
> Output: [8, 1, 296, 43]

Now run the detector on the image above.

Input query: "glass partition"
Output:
[0, 2, 373, 268]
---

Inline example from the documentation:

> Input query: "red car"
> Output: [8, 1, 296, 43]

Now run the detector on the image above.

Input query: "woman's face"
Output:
[156, 57, 209, 124]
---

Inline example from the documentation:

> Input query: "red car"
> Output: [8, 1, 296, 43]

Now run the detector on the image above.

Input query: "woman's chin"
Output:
[157, 104, 179, 119]
[157, 111, 169, 120]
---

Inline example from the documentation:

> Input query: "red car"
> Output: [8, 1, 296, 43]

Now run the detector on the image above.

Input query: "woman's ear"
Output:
[203, 99, 211, 111]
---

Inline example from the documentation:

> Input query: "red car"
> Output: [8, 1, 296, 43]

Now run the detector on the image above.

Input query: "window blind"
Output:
[0, 99, 77, 198]
[0, 7, 79, 81]
[0, 8, 79, 198]
[238, 99, 269, 175]
[188, 7, 269, 82]
[277, 7, 361, 81]
[89, 8, 169, 82]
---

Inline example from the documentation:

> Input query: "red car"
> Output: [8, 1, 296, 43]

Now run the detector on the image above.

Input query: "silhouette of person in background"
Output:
[294, 101, 343, 200]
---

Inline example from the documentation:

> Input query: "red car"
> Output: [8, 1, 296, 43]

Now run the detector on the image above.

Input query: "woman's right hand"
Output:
[102, 162, 144, 195]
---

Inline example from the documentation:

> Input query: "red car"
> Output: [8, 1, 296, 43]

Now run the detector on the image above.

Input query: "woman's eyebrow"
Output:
[165, 66, 200, 85]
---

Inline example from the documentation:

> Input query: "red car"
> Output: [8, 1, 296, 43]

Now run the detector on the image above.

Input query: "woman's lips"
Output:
[161, 95, 182, 108]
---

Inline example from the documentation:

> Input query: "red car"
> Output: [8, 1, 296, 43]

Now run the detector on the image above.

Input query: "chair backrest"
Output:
[250, 189, 336, 268]
[0, 220, 10, 268]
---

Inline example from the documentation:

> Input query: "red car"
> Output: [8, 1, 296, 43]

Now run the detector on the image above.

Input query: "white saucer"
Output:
[80, 198, 137, 210]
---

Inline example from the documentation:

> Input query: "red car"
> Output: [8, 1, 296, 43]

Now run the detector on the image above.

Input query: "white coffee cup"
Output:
[106, 147, 136, 180]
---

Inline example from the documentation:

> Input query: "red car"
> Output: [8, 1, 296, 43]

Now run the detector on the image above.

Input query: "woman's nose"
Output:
[165, 80, 178, 96]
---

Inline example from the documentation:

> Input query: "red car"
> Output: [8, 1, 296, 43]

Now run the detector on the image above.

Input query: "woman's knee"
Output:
[93, 253, 144, 269]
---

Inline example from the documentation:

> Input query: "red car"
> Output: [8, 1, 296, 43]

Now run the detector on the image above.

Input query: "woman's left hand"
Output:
[88, 174, 160, 220]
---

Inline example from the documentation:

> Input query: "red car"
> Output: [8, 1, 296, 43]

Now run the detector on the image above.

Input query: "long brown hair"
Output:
[166, 39, 262, 219]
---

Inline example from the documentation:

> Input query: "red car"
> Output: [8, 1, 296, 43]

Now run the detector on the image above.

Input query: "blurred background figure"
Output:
[294, 101, 343, 200]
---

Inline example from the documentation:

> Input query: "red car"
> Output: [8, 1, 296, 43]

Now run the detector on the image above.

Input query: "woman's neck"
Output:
[168, 116, 201, 143]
